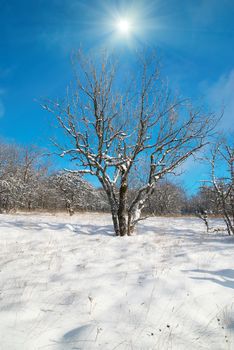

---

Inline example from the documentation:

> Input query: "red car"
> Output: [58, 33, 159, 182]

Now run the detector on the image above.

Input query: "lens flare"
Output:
[117, 18, 131, 34]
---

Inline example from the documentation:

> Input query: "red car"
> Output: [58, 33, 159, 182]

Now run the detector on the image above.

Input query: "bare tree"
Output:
[0, 142, 21, 212]
[43, 51, 216, 236]
[0, 142, 49, 212]
[48, 171, 108, 214]
[145, 180, 186, 215]
[208, 139, 234, 235]
[195, 138, 234, 235]
[19, 146, 49, 210]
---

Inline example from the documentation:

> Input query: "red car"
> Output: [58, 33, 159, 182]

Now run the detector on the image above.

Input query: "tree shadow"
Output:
[182, 268, 234, 289]
[75, 224, 114, 236]
[1, 216, 233, 242]
[62, 323, 97, 343]
[0, 218, 114, 236]
[139, 220, 234, 252]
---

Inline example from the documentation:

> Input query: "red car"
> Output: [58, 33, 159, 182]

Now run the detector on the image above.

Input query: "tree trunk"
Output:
[98, 177, 120, 236]
[221, 197, 234, 235]
[118, 177, 128, 236]
[127, 206, 141, 235]
[111, 209, 120, 236]
[223, 213, 234, 235]
[118, 210, 127, 236]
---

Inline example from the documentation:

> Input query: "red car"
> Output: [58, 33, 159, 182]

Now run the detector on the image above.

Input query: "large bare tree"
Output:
[43, 51, 216, 236]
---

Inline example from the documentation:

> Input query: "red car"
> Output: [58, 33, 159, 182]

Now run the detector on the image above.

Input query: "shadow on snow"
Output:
[0, 218, 114, 236]
[182, 268, 234, 289]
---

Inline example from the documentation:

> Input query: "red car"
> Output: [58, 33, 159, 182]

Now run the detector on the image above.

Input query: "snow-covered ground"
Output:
[0, 213, 233, 350]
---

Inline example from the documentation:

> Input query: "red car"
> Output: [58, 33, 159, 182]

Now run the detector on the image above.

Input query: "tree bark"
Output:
[118, 177, 128, 236]
[111, 209, 120, 236]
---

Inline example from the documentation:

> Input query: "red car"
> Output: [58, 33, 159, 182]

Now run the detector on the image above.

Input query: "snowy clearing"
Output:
[0, 213, 233, 350]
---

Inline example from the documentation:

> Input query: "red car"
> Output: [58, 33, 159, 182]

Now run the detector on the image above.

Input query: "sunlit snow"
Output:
[0, 213, 233, 349]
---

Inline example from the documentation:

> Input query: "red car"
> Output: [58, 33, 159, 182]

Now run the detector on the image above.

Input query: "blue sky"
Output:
[0, 0, 234, 192]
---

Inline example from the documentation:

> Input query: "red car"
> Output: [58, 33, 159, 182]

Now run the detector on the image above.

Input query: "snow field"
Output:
[0, 213, 233, 350]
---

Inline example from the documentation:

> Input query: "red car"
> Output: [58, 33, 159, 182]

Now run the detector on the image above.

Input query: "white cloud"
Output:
[205, 70, 234, 130]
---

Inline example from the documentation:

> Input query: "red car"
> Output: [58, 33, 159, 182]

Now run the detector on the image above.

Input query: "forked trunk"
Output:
[110, 210, 127, 236]
[108, 178, 152, 236]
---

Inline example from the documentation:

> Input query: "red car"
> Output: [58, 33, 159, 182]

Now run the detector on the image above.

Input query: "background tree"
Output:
[48, 171, 109, 214]
[145, 180, 186, 215]
[19, 146, 49, 210]
[191, 137, 234, 235]
[0, 142, 22, 212]
[208, 138, 233, 234]
[42, 51, 216, 236]
[0, 142, 48, 212]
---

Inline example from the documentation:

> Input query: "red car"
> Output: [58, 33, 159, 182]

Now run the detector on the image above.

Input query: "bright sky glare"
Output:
[116, 18, 132, 34]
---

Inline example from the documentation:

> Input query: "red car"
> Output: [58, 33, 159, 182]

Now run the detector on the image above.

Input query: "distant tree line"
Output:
[0, 141, 109, 214]
[0, 138, 233, 236]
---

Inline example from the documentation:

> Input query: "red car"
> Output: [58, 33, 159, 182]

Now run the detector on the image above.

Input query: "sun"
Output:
[117, 18, 131, 34]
